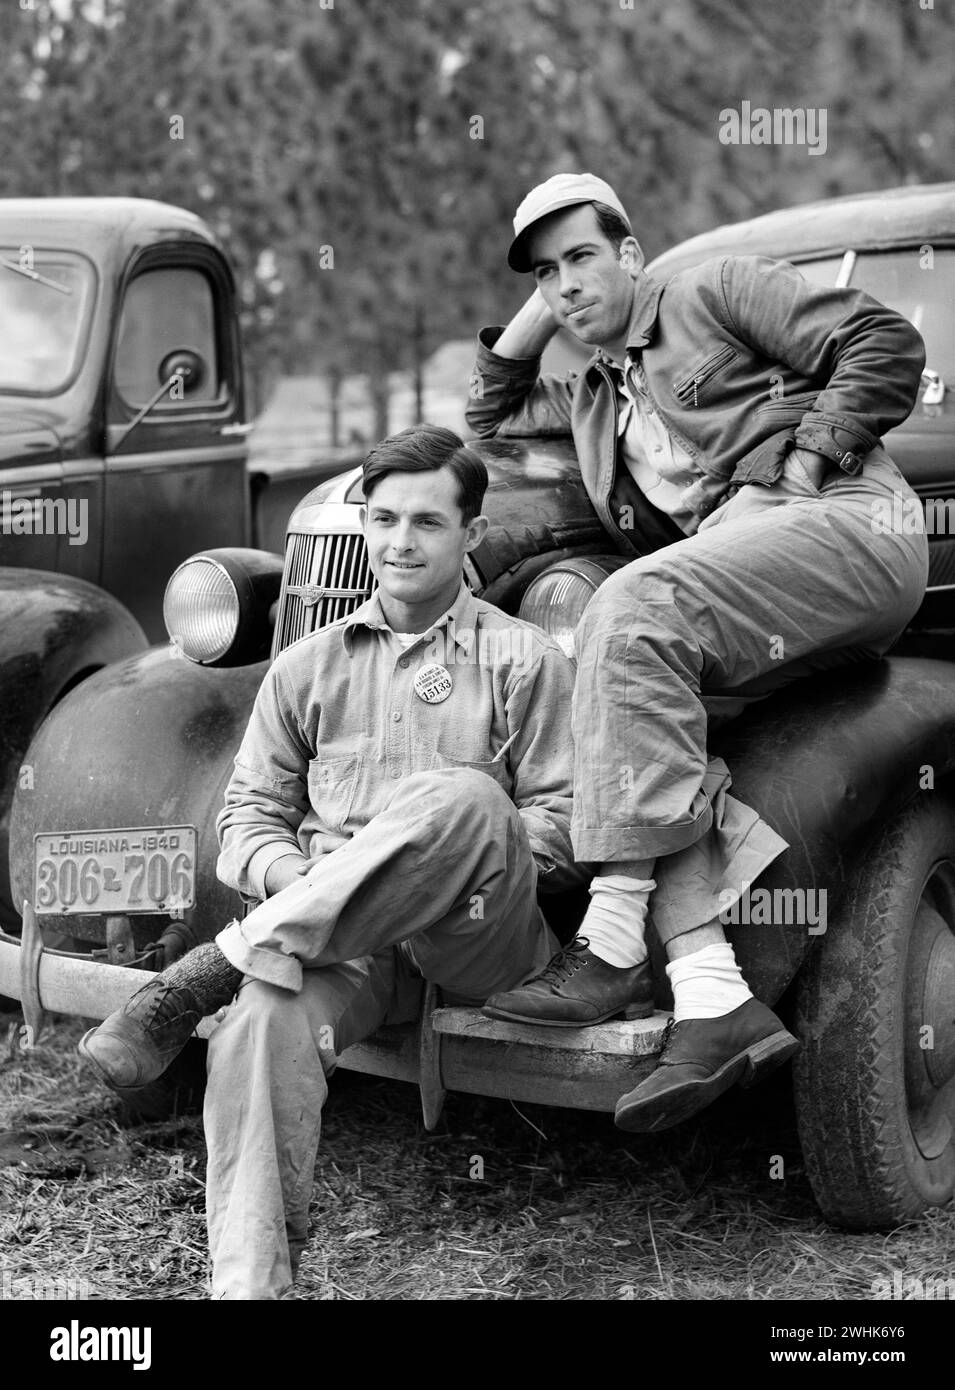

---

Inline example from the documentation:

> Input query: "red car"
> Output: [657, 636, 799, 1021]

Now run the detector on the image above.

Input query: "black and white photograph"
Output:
[0, 0, 952, 1343]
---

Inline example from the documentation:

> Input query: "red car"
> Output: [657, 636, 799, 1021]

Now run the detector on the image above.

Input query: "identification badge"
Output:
[414, 664, 453, 704]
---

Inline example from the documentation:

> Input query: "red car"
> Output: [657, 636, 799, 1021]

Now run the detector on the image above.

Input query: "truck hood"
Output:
[0, 408, 63, 466]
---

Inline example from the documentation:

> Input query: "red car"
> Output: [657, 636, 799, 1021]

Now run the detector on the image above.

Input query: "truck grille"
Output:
[272, 531, 373, 653]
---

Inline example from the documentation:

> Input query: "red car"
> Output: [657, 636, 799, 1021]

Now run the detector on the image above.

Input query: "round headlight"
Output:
[518, 557, 627, 658]
[164, 557, 239, 661]
[163, 549, 283, 665]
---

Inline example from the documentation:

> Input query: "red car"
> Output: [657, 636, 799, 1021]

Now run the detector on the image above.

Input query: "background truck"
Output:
[0, 197, 350, 932]
[2, 184, 955, 1232]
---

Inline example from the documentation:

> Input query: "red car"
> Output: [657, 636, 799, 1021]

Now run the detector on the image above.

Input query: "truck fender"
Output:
[0, 570, 147, 926]
[9, 645, 265, 939]
[702, 655, 955, 1003]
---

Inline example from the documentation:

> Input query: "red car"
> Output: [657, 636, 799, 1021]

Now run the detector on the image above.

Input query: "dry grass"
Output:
[1, 1015, 952, 1301]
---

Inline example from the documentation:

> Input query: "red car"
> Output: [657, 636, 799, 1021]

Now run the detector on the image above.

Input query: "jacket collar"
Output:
[585, 272, 665, 383]
[341, 579, 479, 655]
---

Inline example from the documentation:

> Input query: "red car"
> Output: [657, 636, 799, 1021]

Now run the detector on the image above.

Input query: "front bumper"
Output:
[1, 903, 665, 1124]
[0, 904, 220, 1049]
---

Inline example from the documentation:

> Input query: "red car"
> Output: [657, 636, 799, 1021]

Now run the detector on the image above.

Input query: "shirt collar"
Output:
[587, 272, 664, 381]
[340, 579, 479, 655]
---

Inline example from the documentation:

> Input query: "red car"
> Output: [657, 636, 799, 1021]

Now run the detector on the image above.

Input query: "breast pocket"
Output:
[307, 752, 361, 833]
[672, 343, 738, 407]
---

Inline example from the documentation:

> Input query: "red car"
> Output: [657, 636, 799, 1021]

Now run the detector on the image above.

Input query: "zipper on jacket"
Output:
[673, 343, 737, 407]
[597, 363, 634, 550]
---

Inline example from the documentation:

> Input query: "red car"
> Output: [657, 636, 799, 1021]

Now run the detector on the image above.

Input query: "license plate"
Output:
[34, 826, 197, 916]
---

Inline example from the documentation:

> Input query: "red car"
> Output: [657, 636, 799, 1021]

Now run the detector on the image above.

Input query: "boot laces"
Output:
[137, 981, 201, 1034]
[658, 1015, 677, 1058]
[535, 937, 592, 988]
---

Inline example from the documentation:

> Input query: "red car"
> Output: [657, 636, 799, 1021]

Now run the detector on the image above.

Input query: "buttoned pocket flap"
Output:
[307, 753, 360, 833]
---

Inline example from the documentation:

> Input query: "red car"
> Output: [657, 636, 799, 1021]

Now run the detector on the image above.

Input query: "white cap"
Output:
[507, 172, 631, 272]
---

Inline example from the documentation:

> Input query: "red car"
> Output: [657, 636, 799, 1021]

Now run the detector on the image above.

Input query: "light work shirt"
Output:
[216, 581, 579, 901]
[605, 352, 704, 535]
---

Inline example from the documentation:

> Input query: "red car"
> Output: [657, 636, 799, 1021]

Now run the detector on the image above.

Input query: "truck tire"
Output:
[792, 793, 955, 1229]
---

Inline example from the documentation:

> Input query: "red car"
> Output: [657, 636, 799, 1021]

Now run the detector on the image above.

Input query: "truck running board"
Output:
[2, 904, 669, 1129]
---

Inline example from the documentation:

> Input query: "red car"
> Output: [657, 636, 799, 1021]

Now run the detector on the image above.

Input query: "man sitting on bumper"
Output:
[79, 424, 584, 1300]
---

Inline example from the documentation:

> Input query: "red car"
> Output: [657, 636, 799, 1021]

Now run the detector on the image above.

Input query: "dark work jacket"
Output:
[465, 255, 926, 556]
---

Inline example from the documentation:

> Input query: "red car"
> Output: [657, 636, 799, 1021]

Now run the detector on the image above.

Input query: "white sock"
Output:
[579, 873, 655, 968]
[666, 942, 753, 1022]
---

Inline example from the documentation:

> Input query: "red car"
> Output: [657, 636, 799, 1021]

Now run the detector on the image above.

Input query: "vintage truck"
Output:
[1, 183, 954, 1233]
[0, 197, 351, 932]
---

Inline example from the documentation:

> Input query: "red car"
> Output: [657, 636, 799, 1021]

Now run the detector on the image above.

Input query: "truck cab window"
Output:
[114, 267, 219, 408]
[793, 256, 844, 286]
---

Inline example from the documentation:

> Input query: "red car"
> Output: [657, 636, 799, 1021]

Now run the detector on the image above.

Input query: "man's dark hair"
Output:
[593, 202, 632, 253]
[362, 424, 488, 524]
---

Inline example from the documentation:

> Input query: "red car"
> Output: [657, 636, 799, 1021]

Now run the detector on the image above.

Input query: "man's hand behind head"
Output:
[490, 287, 561, 361]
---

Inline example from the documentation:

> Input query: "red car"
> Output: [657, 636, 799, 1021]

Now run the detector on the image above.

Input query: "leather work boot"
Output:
[482, 937, 655, 1026]
[613, 998, 800, 1132]
[78, 977, 204, 1090]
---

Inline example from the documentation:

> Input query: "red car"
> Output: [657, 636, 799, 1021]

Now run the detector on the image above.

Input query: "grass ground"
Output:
[1, 1015, 952, 1301]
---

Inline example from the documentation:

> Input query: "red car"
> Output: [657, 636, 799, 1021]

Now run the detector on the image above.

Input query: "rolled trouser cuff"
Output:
[216, 919, 303, 993]
[650, 809, 789, 946]
[572, 794, 714, 862]
[573, 751, 791, 946]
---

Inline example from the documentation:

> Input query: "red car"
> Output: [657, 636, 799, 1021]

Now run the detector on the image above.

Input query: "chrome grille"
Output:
[272, 530, 373, 654]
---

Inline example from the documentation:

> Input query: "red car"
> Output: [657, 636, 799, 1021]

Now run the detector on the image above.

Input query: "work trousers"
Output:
[572, 448, 930, 939]
[205, 768, 557, 1299]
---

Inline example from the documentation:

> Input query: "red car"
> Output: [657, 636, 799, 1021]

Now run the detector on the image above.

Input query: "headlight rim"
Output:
[517, 555, 628, 658]
[163, 547, 283, 668]
[165, 555, 241, 663]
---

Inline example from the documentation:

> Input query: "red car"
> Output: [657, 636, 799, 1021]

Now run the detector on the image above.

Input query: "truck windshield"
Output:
[0, 251, 96, 395]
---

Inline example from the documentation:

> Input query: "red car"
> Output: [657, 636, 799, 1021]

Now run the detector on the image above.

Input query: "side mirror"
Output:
[111, 348, 211, 452]
[158, 348, 206, 395]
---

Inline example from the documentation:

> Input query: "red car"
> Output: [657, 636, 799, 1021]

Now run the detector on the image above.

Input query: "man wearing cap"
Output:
[466, 173, 928, 1133]
[79, 424, 586, 1297]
